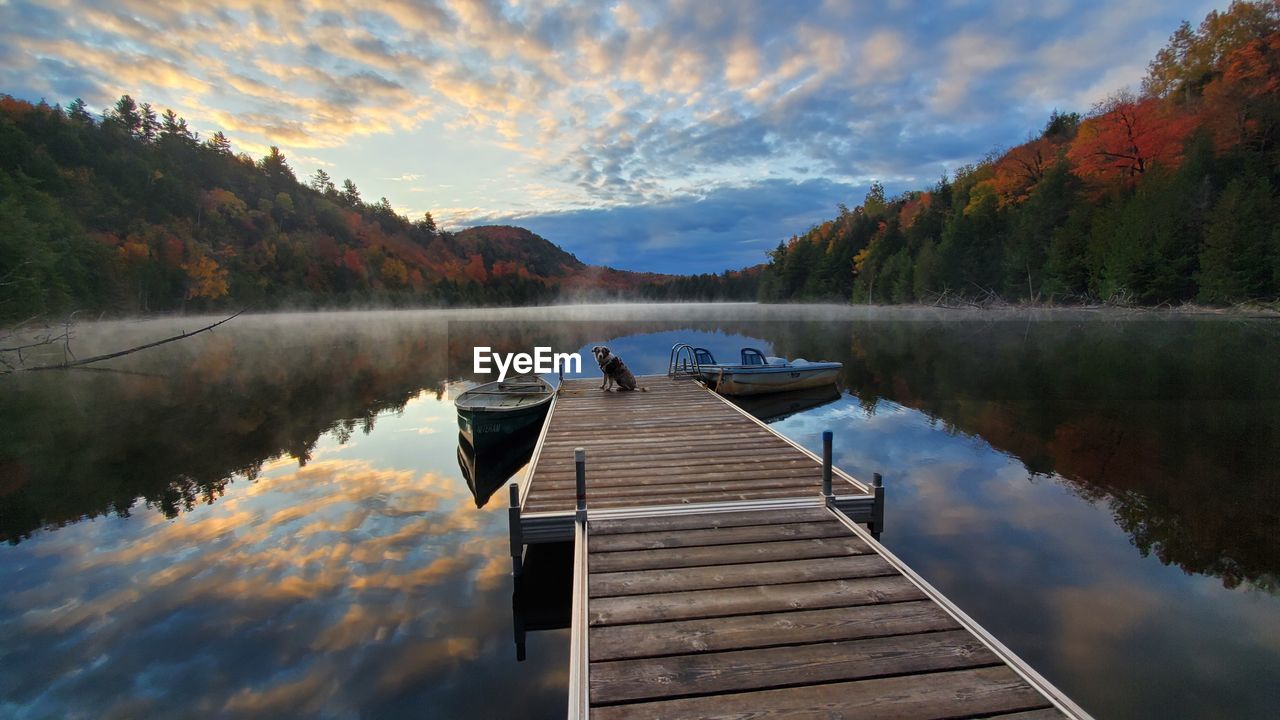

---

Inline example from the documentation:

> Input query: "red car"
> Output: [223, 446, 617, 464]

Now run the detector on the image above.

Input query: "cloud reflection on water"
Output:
[0, 396, 564, 719]
[770, 391, 1280, 718]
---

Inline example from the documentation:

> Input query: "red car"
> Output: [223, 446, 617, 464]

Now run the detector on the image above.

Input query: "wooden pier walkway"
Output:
[508, 375, 1089, 719]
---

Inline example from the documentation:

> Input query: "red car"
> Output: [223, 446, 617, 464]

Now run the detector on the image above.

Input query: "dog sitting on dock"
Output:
[592, 345, 644, 391]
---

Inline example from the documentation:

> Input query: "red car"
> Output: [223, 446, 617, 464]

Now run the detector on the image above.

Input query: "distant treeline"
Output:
[0, 95, 755, 322]
[636, 268, 761, 302]
[760, 1, 1280, 306]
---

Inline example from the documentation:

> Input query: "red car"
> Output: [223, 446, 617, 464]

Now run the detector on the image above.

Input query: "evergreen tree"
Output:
[1044, 207, 1093, 297]
[1003, 163, 1080, 300]
[418, 211, 437, 235]
[309, 168, 335, 195]
[340, 178, 361, 206]
[140, 102, 160, 143]
[159, 109, 193, 143]
[1043, 109, 1081, 141]
[206, 131, 232, 155]
[259, 146, 295, 184]
[67, 98, 92, 125]
[1199, 172, 1276, 301]
[107, 94, 142, 137]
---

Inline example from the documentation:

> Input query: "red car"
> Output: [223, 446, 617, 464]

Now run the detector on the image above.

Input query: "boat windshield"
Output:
[741, 348, 768, 365]
[694, 348, 716, 365]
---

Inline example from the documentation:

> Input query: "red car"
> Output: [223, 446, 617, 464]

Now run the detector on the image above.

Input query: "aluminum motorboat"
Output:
[668, 343, 842, 396]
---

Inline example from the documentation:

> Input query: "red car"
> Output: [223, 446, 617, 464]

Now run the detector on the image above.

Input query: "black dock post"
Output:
[508, 482, 523, 576]
[512, 576, 527, 662]
[871, 472, 885, 539]
[821, 430, 833, 505]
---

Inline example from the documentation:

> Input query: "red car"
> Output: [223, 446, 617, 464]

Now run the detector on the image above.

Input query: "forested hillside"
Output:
[760, 0, 1280, 306]
[0, 97, 756, 322]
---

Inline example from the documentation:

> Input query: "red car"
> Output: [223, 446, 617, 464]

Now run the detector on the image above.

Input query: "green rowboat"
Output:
[455, 374, 555, 454]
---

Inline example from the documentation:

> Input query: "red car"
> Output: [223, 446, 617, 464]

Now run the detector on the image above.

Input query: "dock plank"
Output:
[589, 554, 896, 597]
[533, 446, 798, 470]
[589, 576, 926, 626]
[590, 629, 1000, 704]
[589, 506, 831, 535]
[535, 458, 822, 482]
[589, 666, 1057, 719]
[535, 468, 827, 492]
[589, 536, 875, 573]
[534, 446, 794, 466]
[588, 521, 848, 552]
[537, 432, 772, 449]
[589, 600, 960, 662]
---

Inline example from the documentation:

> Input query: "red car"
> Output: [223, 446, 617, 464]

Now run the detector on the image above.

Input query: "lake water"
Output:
[1, 304, 1277, 718]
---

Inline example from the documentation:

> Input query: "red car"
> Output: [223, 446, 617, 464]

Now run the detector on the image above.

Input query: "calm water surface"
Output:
[1, 305, 1277, 718]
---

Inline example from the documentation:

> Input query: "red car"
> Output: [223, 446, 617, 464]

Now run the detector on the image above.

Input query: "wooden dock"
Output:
[508, 376, 1090, 719]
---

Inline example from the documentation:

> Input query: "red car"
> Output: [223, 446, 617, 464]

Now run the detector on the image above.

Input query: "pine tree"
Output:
[66, 98, 92, 125]
[340, 178, 361, 206]
[1199, 172, 1276, 302]
[159, 109, 194, 143]
[107, 94, 143, 137]
[419, 211, 437, 235]
[309, 168, 335, 194]
[206, 131, 232, 155]
[139, 102, 159, 142]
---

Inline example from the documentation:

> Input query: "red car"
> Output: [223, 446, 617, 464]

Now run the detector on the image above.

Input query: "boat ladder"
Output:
[667, 343, 703, 379]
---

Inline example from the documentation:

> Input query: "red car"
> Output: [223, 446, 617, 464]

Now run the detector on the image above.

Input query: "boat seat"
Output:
[741, 347, 781, 365]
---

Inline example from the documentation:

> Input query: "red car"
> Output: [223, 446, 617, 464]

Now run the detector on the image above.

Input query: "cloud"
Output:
[860, 30, 907, 80]
[477, 177, 863, 273]
[930, 31, 1017, 112]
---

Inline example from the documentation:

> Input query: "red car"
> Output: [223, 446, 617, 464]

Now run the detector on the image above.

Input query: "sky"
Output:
[1, 0, 1223, 273]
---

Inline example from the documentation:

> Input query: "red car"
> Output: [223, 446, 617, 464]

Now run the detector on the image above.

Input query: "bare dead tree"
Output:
[0, 315, 75, 371]
[1, 309, 246, 374]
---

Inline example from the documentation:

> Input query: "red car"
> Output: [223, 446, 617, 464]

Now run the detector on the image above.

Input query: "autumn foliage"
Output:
[0, 96, 756, 320]
[1067, 95, 1200, 185]
[992, 137, 1065, 205]
[761, 1, 1280, 306]
[181, 256, 229, 300]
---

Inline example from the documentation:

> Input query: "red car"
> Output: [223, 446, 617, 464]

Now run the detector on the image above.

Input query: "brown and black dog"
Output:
[591, 345, 644, 391]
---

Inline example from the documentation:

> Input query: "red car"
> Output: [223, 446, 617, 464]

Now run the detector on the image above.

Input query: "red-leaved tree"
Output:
[1067, 94, 1199, 186]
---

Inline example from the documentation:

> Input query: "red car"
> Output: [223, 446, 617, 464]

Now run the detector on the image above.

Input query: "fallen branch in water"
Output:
[0, 314, 75, 371]
[3, 309, 247, 373]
